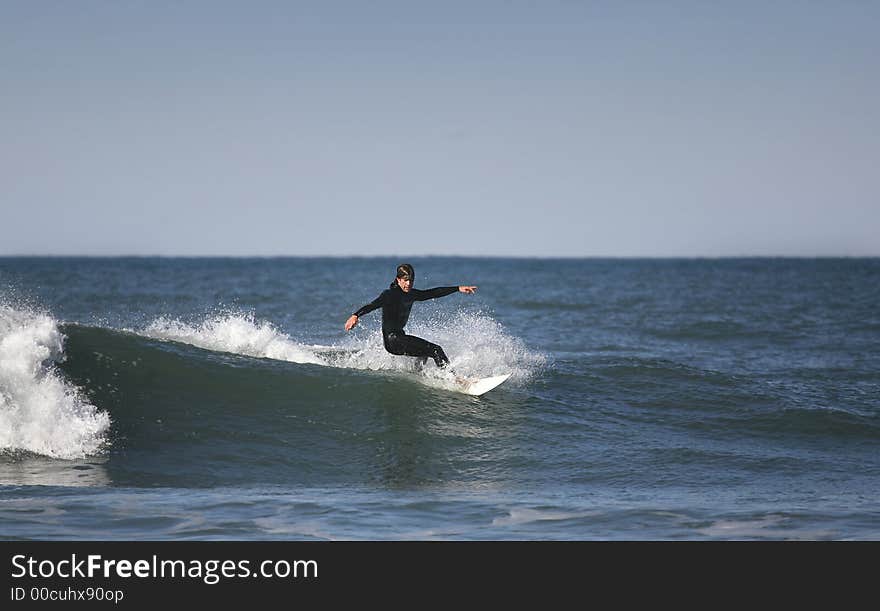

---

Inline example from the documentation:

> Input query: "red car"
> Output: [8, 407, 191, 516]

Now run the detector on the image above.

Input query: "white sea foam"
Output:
[492, 507, 600, 527]
[0, 305, 110, 459]
[697, 515, 837, 540]
[327, 309, 546, 384]
[144, 313, 326, 365]
[143, 309, 543, 389]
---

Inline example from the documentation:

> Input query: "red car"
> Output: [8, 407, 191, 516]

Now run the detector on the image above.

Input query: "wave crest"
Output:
[143, 313, 326, 365]
[141, 308, 544, 385]
[0, 305, 110, 459]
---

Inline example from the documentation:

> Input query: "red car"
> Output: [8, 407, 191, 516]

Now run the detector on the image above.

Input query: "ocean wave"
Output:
[142, 312, 326, 365]
[52, 322, 534, 488]
[139, 309, 544, 384]
[55, 315, 543, 428]
[0, 305, 110, 459]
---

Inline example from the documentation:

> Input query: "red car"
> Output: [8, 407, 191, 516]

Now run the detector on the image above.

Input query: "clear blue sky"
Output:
[2, 1, 878, 256]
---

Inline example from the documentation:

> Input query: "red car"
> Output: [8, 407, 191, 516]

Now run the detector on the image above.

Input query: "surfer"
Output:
[344, 263, 477, 369]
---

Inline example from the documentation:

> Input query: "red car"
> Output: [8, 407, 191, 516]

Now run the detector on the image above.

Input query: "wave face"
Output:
[49, 315, 544, 489]
[0, 306, 110, 459]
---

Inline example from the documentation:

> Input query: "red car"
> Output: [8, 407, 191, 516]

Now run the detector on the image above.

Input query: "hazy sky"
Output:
[2, 1, 878, 256]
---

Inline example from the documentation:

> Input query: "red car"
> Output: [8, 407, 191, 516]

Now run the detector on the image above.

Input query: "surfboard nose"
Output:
[461, 373, 512, 396]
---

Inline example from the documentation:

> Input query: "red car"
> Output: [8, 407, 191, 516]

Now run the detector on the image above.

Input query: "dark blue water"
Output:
[1, 257, 878, 539]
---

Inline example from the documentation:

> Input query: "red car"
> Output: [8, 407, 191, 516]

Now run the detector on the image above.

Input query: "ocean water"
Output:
[1, 257, 878, 540]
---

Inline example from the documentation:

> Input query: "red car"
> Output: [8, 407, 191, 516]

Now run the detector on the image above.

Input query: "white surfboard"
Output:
[456, 373, 512, 396]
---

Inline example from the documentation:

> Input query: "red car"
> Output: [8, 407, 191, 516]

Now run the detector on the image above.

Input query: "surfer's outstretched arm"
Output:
[345, 291, 387, 331]
[411, 286, 478, 301]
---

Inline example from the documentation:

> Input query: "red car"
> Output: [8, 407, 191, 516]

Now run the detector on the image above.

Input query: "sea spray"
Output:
[324, 308, 546, 383]
[0, 305, 110, 459]
[144, 312, 327, 365]
[142, 308, 544, 383]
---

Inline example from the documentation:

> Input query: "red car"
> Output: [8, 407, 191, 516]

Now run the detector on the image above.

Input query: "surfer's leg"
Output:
[430, 344, 450, 368]
[398, 335, 449, 369]
[384, 333, 449, 368]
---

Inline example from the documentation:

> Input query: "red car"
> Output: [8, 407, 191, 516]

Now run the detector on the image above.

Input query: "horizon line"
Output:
[1, 253, 878, 260]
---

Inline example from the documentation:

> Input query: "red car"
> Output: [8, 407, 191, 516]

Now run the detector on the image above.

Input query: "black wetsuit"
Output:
[353, 284, 459, 367]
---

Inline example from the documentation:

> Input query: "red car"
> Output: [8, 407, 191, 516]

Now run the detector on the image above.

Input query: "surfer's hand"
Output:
[344, 314, 358, 331]
[459, 286, 477, 294]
